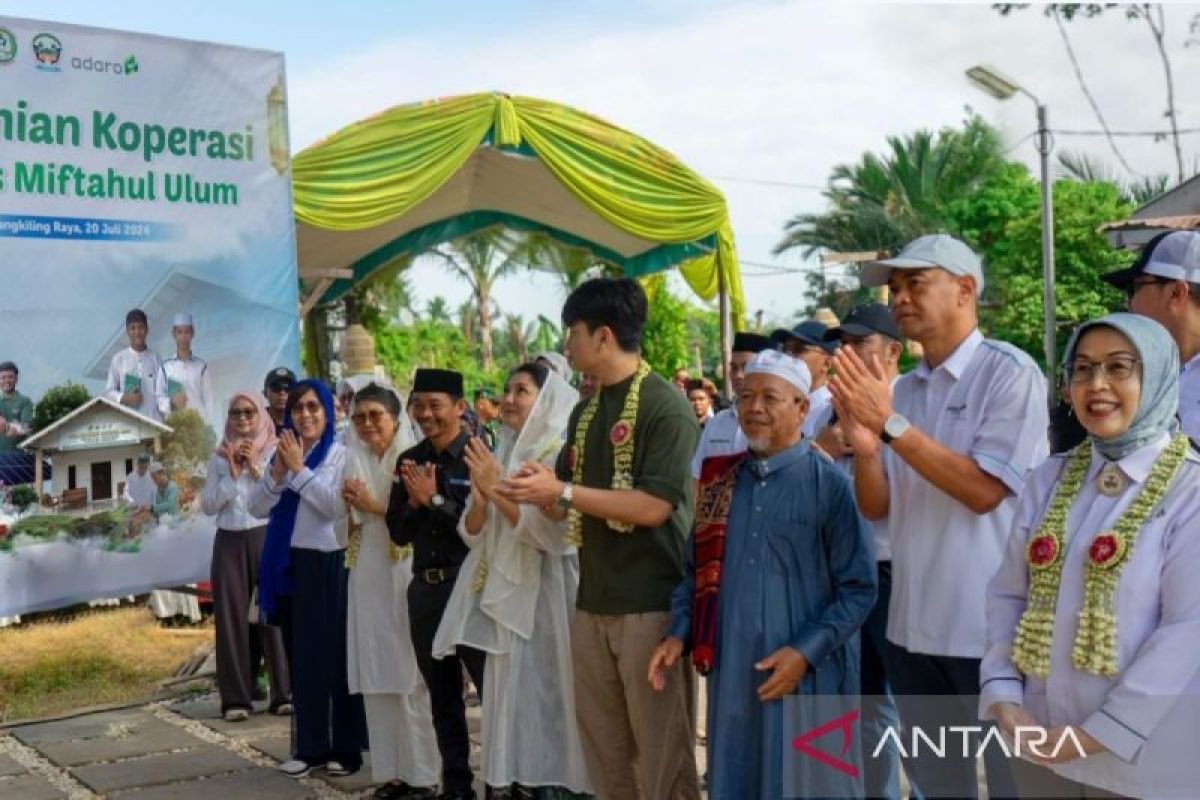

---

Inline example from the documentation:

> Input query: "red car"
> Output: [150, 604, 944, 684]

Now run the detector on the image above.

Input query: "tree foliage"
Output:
[639, 275, 693, 378]
[161, 409, 217, 475]
[31, 382, 90, 433]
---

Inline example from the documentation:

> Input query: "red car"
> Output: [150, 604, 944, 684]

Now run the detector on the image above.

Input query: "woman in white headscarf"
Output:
[434, 362, 589, 798]
[340, 381, 440, 799]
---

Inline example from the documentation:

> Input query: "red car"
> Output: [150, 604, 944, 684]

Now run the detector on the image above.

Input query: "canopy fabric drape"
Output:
[292, 93, 744, 323]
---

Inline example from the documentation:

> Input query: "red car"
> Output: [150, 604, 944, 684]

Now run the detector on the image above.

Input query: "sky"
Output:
[6, 0, 1200, 327]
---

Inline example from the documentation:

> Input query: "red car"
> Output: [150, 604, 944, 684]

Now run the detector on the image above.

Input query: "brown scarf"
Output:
[690, 451, 747, 675]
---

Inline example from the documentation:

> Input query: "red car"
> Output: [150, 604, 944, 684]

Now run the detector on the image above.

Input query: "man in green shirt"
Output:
[150, 462, 181, 518]
[0, 362, 34, 453]
[501, 278, 701, 800]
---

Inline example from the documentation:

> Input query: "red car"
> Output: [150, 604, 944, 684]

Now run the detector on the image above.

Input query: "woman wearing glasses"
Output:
[341, 382, 439, 799]
[982, 313, 1200, 798]
[250, 380, 366, 778]
[201, 391, 291, 722]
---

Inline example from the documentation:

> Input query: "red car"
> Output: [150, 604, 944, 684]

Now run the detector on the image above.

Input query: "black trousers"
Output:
[887, 643, 1017, 800]
[278, 547, 366, 769]
[211, 527, 290, 714]
[409, 575, 487, 793]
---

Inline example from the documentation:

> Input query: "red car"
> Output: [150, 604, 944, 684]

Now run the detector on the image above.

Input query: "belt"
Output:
[417, 565, 460, 585]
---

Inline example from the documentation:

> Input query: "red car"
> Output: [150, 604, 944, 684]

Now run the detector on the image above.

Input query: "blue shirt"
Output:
[670, 440, 876, 799]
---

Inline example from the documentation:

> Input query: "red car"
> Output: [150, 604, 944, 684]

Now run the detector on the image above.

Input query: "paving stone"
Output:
[206, 711, 291, 739]
[168, 695, 221, 721]
[0, 772, 66, 799]
[0, 753, 25, 777]
[71, 746, 252, 793]
[37, 725, 201, 767]
[248, 734, 292, 762]
[109, 766, 316, 799]
[11, 709, 155, 745]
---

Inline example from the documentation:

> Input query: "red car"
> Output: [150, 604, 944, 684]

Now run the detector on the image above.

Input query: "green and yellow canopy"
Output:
[292, 92, 744, 322]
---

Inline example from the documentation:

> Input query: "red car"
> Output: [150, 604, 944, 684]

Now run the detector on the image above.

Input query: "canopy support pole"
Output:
[718, 266, 732, 400]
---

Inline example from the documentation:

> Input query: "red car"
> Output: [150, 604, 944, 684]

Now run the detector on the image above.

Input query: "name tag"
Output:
[448, 478, 471, 488]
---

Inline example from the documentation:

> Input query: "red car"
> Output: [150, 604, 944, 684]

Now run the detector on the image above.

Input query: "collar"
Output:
[1086, 432, 1170, 485]
[1182, 352, 1200, 376]
[746, 439, 808, 478]
[914, 328, 983, 381]
[426, 430, 470, 458]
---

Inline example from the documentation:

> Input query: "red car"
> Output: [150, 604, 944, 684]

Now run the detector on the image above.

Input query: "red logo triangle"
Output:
[791, 708, 860, 778]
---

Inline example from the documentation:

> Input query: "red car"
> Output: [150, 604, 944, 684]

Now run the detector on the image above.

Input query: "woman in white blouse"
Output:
[982, 313, 1200, 798]
[250, 379, 366, 779]
[201, 391, 290, 721]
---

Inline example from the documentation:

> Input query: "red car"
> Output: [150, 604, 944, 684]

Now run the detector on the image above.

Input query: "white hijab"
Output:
[435, 370, 578, 652]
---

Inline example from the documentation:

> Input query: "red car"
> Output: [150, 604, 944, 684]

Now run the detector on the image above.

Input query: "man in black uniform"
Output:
[386, 368, 484, 800]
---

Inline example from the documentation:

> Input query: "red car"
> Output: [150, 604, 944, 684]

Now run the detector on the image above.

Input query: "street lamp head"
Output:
[966, 65, 1020, 100]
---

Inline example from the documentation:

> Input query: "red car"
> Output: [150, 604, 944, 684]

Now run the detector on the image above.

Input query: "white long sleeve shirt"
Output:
[158, 354, 214, 427]
[122, 469, 156, 508]
[981, 435, 1200, 798]
[200, 451, 272, 531]
[247, 442, 346, 552]
[105, 347, 163, 421]
[1180, 353, 1200, 442]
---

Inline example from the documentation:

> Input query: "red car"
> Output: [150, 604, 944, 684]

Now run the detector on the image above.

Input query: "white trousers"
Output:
[363, 690, 440, 787]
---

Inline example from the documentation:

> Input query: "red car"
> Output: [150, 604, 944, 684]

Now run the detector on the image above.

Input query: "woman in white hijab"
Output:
[340, 381, 440, 799]
[434, 362, 589, 798]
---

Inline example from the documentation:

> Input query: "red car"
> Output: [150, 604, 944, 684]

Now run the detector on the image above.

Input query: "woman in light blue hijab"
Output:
[982, 312, 1200, 799]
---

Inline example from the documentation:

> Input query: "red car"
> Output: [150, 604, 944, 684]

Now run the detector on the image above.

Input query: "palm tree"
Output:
[521, 233, 619, 296]
[774, 115, 1004, 258]
[1056, 151, 1172, 207]
[426, 296, 453, 325]
[429, 230, 526, 371]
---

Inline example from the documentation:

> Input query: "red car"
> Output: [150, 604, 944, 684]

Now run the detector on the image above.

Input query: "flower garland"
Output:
[1011, 433, 1189, 678]
[345, 519, 409, 569]
[566, 360, 652, 548]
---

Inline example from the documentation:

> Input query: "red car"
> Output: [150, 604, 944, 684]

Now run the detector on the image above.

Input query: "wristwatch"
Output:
[556, 482, 574, 511]
[881, 413, 911, 444]
[430, 493, 446, 509]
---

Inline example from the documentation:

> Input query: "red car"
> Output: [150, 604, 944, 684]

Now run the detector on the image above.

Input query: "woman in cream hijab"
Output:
[341, 381, 439, 798]
[434, 362, 589, 798]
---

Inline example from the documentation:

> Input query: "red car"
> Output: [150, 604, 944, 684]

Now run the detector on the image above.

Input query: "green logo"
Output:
[0, 28, 16, 65]
[124, 55, 138, 75]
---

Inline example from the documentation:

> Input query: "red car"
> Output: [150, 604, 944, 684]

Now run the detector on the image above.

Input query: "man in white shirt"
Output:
[689, 332, 774, 480]
[157, 313, 214, 428]
[771, 320, 837, 439]
[105, 308, 163, 421]
[1102, 230, 1200, 443]
[831, 234, 1049, 800]
[122, 451, 156, 511]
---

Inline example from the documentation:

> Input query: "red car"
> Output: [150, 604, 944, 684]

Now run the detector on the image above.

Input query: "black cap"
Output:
[413, 368, 464, 397]
[825, 302, 901, 342]
[732, 332, 775, 354]
[263, 366, 296, 391]
[770, 320, 838, 355]
[1100, 231, 1176, 290]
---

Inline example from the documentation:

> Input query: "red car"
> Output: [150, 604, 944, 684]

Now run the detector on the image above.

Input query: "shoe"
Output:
[223, 708, 250, 722]
[438, 790, 477, 800]
[278, 758, 314, 777]
[272, 702, 293, 716]
[324, 760, 358, 777]
[400, 789, 438, 800]
[374, 781, 436, 799]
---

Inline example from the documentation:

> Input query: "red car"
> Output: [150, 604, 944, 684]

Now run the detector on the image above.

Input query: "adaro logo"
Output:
[31, 33, 62, 71]
[791, 709, 860, 779]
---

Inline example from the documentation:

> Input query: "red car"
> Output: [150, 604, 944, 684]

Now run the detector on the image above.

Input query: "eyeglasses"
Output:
[351, 409, 390, 426]
[291, 400, 323, 416]
[228, 408, 257, 419]
[1125, 277, 1171, 301]
[1065, 357, 1141, 385]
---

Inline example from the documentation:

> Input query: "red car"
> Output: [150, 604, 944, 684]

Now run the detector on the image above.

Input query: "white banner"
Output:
[0, 17, 298, 615]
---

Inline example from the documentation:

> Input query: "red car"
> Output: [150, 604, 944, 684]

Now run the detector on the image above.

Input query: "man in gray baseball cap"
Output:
[832, 231, 1045, 800]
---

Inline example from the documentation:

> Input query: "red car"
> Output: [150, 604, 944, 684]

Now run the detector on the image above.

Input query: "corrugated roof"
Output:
[1101, 214, 1200, 232]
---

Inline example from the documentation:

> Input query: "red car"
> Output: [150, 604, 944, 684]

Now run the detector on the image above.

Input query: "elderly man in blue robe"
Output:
[649, 349, 876, 800]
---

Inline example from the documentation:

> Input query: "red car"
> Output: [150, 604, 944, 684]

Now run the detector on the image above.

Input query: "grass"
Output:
[0, 606, 210, 723]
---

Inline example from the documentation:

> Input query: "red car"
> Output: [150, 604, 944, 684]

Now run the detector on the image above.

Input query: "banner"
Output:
[0, 17, 298, 615]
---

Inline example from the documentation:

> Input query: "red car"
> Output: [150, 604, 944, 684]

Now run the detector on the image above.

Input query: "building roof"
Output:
[1103, 175, 1200, 249]
[20, 397, 172, 452]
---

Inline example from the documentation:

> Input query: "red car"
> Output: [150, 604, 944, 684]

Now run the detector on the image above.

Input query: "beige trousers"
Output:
[571, 610, 701, 800]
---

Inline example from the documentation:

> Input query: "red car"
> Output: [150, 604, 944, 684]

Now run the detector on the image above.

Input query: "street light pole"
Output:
[965, 64, 1056, 398]
[1037, 103, 1056, 392]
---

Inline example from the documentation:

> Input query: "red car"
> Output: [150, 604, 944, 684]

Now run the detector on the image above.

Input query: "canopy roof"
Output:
[292, 93, 745, 322]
